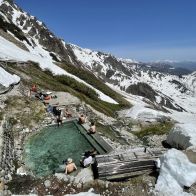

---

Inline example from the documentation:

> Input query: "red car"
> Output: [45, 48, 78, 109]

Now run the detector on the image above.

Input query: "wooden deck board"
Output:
[96, 155, 121, 164]
[98, 165, 154, 177]
[95, 148, 164, 180]
[100, 170, 152, 180]
[98, 160, 154, 173]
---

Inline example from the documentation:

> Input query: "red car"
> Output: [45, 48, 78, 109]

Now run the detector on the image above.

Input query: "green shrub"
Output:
[55, 75, 99, 100]
[59, 62, 131, 108]
[135, 122, 174, 138]
[126, 82, 157, 102]
[6, 62, 128, 117]
[43, 68, 53, 76]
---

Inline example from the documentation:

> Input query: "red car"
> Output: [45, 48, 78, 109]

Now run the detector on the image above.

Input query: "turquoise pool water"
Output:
[24, 121, 92, 176]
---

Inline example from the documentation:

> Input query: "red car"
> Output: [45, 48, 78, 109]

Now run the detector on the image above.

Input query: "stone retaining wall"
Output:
[0, 121, 15, 195]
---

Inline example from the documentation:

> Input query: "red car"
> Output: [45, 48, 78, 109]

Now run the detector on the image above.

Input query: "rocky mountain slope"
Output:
[0, 0, 132, 117]
[0, 0, 196, 122]
[70, 44, 196, 114]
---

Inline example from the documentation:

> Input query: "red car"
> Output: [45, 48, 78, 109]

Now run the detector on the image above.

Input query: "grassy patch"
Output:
[96, 122, 127, 145]
[55, 75, 99, 100]
[4, 96, 19, 107]
[8, 117, 18, 126]
[4, 96, 45, 128]
[6, 62, 129, 117]
[58, 62, 131, 108]
[134, 122, 174, 138]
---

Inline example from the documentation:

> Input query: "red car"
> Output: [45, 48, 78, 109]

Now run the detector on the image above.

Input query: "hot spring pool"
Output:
[24, 120, 92, 176]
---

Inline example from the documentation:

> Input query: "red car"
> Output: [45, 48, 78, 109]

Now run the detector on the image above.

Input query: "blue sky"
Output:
[16, 0, 196, 61]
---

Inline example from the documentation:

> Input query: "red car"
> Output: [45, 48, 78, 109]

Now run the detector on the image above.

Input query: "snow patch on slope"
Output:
[122, 104, 166, 122]
[0, 36, 63, 74]
[114, 83, 196, 148]
[70, 44, 109, 74]
[167, 123, 196, 149]
[108, 83, 168, 122]
[155, 149, 196, 196]
[183, 72, 196, 95]
[0, 67, 20, 87]
[66, 192, 99, 196]
[0, 37, 117, 104]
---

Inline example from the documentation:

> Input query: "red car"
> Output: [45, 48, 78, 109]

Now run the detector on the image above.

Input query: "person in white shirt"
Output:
[80, 151, 93, 167]
[83, 155, 93, 167]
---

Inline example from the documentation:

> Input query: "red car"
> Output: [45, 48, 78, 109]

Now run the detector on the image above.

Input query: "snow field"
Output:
[0, 67, 20, 87]
[0, 36, 117, 104]
[167, 123, 196, 149]
[155, 149, 196, 196]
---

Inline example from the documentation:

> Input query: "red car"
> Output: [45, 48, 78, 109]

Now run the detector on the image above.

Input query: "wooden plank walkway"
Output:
[95, 148, 166, 180]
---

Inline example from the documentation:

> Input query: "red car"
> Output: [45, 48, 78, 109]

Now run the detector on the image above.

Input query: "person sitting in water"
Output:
[80, 151, 93, 168]
[64, 108, 72, 118]
[88, 122, 96, 134]
[78, 114, 86, 124]
[65, 158, 77, 174]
